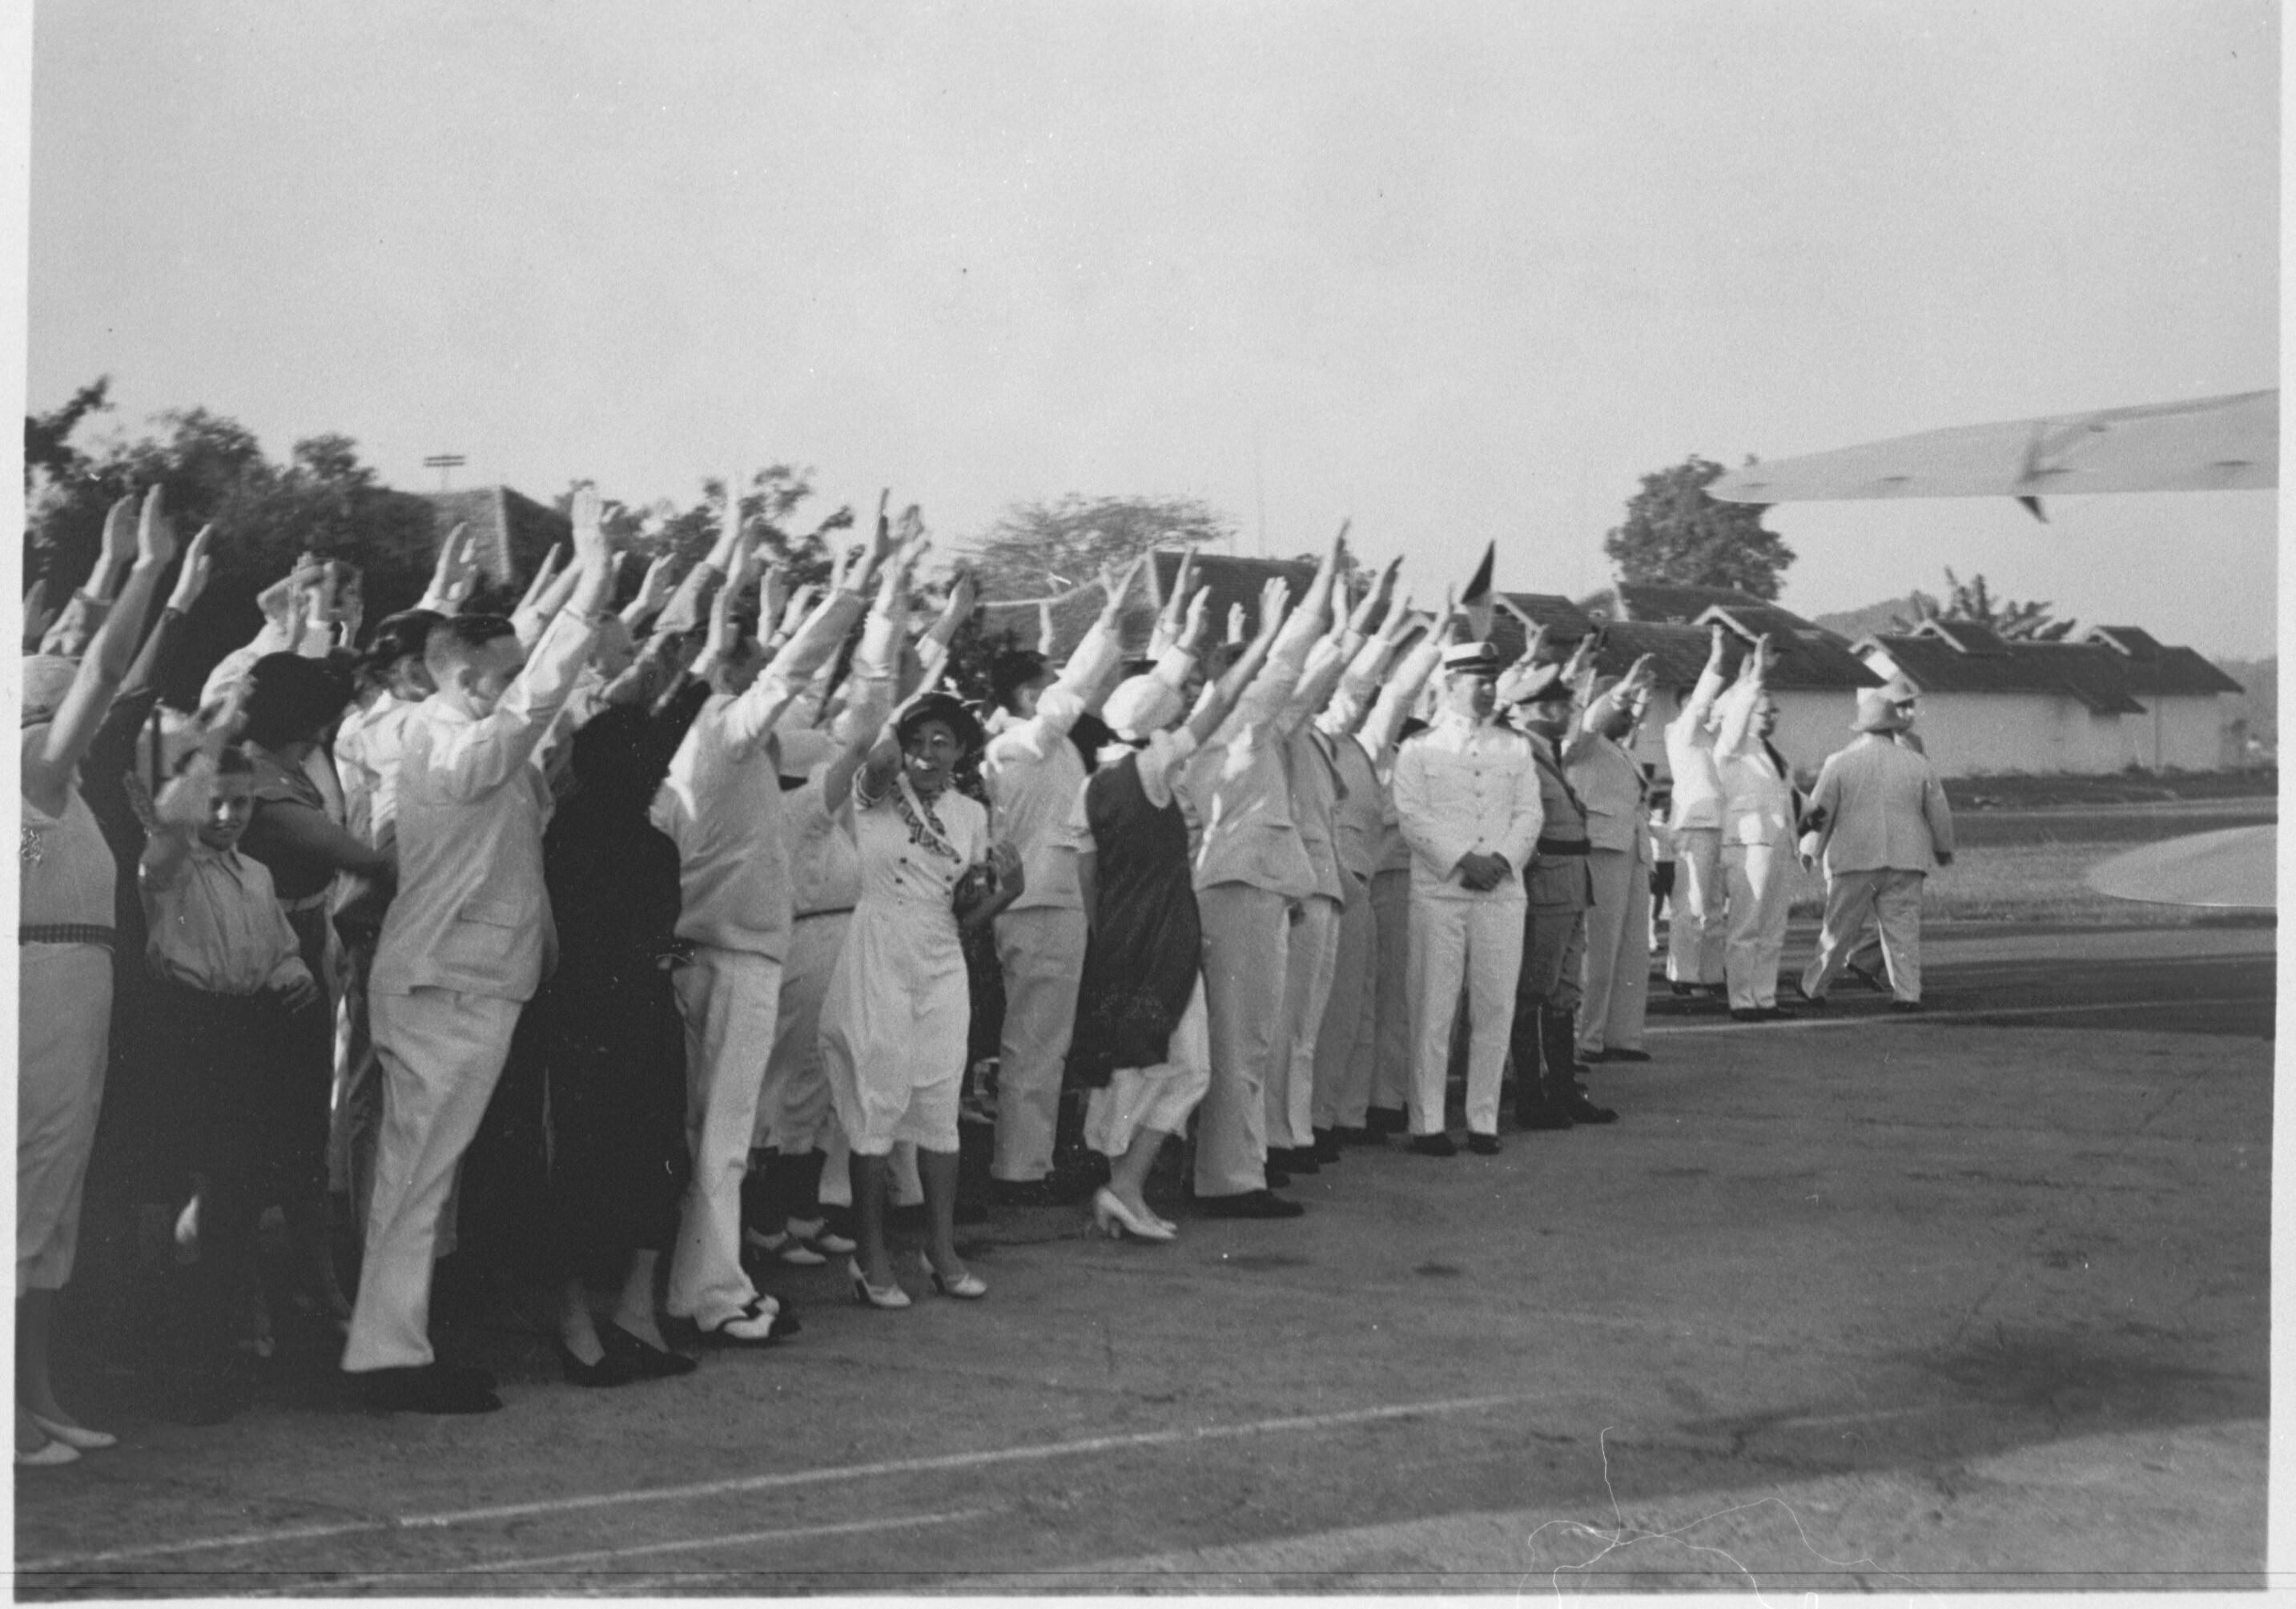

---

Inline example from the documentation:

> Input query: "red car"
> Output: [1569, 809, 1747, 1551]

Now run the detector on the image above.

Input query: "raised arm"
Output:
[1202, 575, 1301, 747]
[415, 523, 478, 617]
[1357, 608, 1442, 758]
[1712, 634, 1771, 759]
[26, 487, 175, 815]
[618, 551, 678, 635]
[511, 543, 581, 649]
[1675, 622, 1730, 734]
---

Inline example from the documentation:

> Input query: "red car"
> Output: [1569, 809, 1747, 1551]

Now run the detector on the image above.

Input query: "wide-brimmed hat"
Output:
[1879, 674, 1920, 706]
[1854, 689, 1906, 734]
[894, 690, 987, 756]
[20, 654, 78, 728]
[1102, 672, 1185, 740]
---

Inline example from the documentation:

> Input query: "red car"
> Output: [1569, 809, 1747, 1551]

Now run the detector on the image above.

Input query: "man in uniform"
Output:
[1506, 638, 1618, 1131]
[1391, 639, 1542, 1156]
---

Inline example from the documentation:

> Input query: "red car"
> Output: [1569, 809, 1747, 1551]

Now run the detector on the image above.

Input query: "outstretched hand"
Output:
[168, 524, 218, 612]
[135, 485, 179, 571]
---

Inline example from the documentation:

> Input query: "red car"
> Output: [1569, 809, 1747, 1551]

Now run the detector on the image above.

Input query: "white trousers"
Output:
[1405, 891, 1525, 1137]
[1269, 893, 1341, 1149]
[1369, 869, 1413, 1114]
[1666, 826, 1727, 985]
[344, 987, 519, 1372]
[18, 944, 111, 1294]
[1193, 883, 1291, 1197]
[1578, 849, 1653, 1055]
[669, 947, 781, 1328]
[1722, 843, 1793, 1011]
[1085, 980, 1212, 1156]
[1803, 869, 1927, 1004]
[992, 906, 1089, 1183]
[1312, 875, 1377, 1129]
[755, 911, 849, 1155]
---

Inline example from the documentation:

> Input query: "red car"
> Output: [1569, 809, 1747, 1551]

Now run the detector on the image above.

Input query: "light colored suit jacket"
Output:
[371, 608, 598, 1002]
[1712, 678, 1795, 847]
[1392, 712, 1542, 901]
[1807, 734, 1955, 875]
[1566, 733, 1651, 863]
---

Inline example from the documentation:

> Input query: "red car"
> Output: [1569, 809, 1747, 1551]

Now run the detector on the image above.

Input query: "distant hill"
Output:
[1807, 597, 1920, 642]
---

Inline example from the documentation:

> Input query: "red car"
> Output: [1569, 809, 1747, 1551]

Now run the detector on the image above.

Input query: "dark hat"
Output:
[895, 690, 987, 757]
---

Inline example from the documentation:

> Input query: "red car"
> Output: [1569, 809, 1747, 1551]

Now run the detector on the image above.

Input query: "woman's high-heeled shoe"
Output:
[925, 1260, 988, 1299]
[556, 1337, 635, 1388]
[17, 1436, 78, 1467]
[600, 1323, 698, 1379]
[1092, 1188, 1176, 1243]
[26, 1412, 115, 1451]
[848, 1258, 911, 1310]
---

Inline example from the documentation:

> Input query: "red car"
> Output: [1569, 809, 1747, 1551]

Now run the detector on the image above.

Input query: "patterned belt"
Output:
[20, 923, 115, 948]
[1534, 839, 1590, 856]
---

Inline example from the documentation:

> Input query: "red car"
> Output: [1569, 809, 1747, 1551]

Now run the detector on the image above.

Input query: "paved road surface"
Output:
[15, 924, 2271, 1596]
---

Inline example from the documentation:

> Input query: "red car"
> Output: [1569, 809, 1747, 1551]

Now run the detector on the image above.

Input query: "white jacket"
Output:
[371, 607, 599, 1002]
[1392, 710, 1542, 900]
[1711, 677, 1795, 848]
[1807, 734, 1955, 874]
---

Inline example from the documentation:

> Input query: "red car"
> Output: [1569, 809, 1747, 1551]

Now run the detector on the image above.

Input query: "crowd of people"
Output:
[16, 483, 1956, 1453]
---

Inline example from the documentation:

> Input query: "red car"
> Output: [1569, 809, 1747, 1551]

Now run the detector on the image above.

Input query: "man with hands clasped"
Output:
[1391, 636, 1542, 1157]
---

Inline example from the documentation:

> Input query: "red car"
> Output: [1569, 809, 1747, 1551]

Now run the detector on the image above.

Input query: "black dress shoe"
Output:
[1565, 1092, 1618, 1124]
[354, 1365, 501, 1414]
[1409, 1132, 1458, 1157]
[1264, 1162, 1293, 1188]
[1846, 962, 1889, 995]
[1669, 980, 1698, 997]
[601, 1324, 698, 1379]
[1890, 999, 1925, 1013]
[1197, 1189, 1305, 1219]
[1760, 1006, 1797, 1020]
[434, 1361, 498, 1393]
[1310, 1129, 1343, 1164]
[1279, 1147, 1321, 1175]
[1335, 1126, 1383, 1147]
[1601, 1048, 1653, 1063]
[1466, 1132, 1502, 1155]
[1728, 1008, 1766, 1023]
[1793, 980, 1827, 1008]
[1365, 1106, 1409, 1134]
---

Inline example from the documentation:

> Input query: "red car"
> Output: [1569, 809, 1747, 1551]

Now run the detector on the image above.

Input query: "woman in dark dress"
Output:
[521, 688, 711, 1386]
[1068, 581, 1267, 1242]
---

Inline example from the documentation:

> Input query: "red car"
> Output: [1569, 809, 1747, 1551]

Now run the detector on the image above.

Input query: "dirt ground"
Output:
[13, 922, 2273, 1597]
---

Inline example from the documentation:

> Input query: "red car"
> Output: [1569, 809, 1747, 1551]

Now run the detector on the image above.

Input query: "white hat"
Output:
[1103, 673, 1185, 740]
[1442, 641, 1502, 675]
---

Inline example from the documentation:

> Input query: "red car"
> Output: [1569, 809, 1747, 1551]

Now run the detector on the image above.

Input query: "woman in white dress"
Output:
[819, 691, 1021, 1308]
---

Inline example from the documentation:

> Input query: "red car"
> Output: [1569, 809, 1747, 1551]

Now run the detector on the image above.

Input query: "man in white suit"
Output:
[1392, 640, 1542, 1156]
[1798, 690, 1956, 1010]
[1713, 636, 1799, 1023]
[1661, 625, 1731, 996]
[344, 491, 617, 1412]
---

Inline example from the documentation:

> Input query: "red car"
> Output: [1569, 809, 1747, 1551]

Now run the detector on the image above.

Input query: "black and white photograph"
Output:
[8, 0, 2278, 1595]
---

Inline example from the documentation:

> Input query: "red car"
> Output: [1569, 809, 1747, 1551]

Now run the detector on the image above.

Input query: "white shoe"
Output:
[17, 1436, 79, 1466]
[28, 1413, 115, 1451]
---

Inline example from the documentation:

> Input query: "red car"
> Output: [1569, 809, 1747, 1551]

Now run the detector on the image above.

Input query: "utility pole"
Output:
[423, 453, 466, 490]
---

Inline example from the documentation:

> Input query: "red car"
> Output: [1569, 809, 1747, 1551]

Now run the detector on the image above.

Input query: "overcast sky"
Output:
[26, 0, 2280, 655]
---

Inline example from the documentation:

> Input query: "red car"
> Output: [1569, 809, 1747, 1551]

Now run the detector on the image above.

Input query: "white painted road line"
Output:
[1647, 996, 2261, 1036]
[22, 1391, 1538, 1574]
[241, 1508, 991, 1597]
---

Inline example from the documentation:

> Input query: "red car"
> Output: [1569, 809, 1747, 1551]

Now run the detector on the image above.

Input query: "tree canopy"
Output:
[1891, 568, 2075, 641]
[965, 493, 1234, 603]
[1602, 455, 1795, 601]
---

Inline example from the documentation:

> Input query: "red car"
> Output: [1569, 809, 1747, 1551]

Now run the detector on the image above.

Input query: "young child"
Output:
[141, 746, 324, 1409]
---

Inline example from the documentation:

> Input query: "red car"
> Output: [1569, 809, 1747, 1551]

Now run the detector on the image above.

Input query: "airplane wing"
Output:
[1707, 389, 2276, 505]
[2084, 823, 2275, 911]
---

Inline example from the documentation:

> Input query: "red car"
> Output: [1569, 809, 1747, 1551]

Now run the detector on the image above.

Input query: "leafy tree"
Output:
[967, 493, 1234, 603]
[554, 466, 853, 597]
[24, 376, 113, 493]
[1891, 568, 2075, 641]
[1602, 455, 1795, 601]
